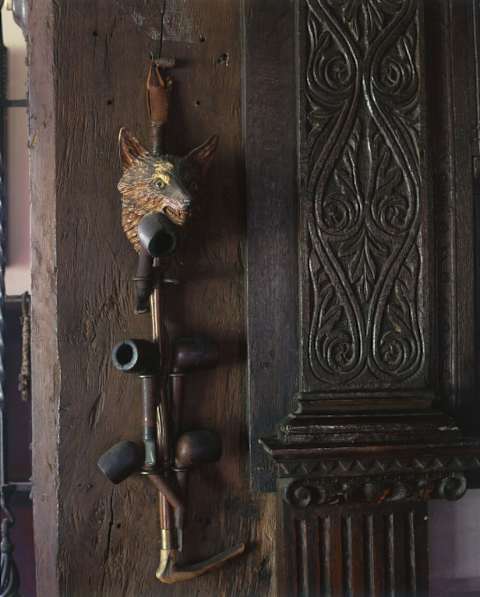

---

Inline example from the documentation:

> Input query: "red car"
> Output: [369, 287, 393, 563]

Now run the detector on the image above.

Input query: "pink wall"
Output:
[430, 494, 480, 594]
[3, 5, 29, 295]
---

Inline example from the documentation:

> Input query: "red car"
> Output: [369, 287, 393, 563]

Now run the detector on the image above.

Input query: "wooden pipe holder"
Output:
[101, 58, 244, 583]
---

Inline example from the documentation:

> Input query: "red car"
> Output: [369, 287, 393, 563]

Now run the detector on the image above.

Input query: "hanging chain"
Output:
[18, 293, 30, 402]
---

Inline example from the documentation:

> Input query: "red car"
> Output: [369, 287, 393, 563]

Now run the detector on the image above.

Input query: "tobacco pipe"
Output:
[175, 430, 221, 468]
[170, 336, 219, 437]
[134, 213, 178, 313]
[138, 212, 178, 258]
[153, 336, 245, 583]
[96, 432, 244, 583]
[100, 338, 182, 507]
[169, 336, 220, 481]
[174, 430, 221, 511]
[134, 249, 154, 314]
[112, 338, 159, 374]
[155, 428, 245, 585]
[172, 335, 219, 374]
[111, 339, 161, 470]
[169, 338, 220, 528]
[97, 440, 183, 512]
[172, 430, 221, 535]
[97, 440, 144, 485]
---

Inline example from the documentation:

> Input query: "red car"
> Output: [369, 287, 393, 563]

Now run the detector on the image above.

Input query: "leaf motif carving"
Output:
[304, 0, 425, 387]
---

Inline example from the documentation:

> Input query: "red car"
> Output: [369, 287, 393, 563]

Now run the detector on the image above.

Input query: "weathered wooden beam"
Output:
[29, 1, 59, 595]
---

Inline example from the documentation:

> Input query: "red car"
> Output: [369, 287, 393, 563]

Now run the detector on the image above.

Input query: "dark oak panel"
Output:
[244, 0, 299, 491]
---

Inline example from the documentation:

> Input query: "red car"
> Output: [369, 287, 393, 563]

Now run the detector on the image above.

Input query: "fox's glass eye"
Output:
[156, 180, 166, 190]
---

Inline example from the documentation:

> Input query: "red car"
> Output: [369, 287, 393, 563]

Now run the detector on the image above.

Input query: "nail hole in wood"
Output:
[216, 53, 229, 66]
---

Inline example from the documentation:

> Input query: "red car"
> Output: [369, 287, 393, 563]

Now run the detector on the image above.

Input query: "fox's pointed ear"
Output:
[118, 128, 150, 170]
[184, 135, 219, 177]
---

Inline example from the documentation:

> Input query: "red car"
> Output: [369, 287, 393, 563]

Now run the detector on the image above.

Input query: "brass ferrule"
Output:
[161, 528, 183, 551]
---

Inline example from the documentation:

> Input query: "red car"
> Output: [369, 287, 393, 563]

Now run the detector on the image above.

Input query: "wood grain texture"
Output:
[243, 0, 299, 491]
[29, 1, 275, 595]
[424, 0, 478, 421]
[29, 1, 59, 595]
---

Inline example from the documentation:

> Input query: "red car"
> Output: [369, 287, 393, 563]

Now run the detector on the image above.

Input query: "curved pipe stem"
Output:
[134, 249, 153, 314]
[147, 235, 245, 584]
[148, 473, 184, 513]
[156, 543, 246, 584]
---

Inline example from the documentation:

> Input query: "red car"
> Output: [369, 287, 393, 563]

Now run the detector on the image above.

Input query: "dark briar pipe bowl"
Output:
[172, 335, 219, 374]
[138, 212, 178, 257]
[175, 430, 222, 469]
[97, 440, 145, 485]
[112, 339, 159, 375]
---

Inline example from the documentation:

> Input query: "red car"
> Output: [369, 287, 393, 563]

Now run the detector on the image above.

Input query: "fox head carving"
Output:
[117, 128, 218, 253]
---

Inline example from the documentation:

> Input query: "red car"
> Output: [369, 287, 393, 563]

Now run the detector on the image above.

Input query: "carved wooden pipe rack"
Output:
[97, 57, 244, 583]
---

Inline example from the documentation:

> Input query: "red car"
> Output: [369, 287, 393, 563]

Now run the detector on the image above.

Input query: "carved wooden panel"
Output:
[300, 0, 429, 394]
[246, 0, 480, 489]
[246, 0, 480, 594]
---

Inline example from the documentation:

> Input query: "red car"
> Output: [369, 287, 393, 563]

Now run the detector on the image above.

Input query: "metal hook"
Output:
[150, 0, 168, 62]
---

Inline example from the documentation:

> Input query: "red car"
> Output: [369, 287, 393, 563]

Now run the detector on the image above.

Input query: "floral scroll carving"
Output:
[283, 473, 468, 507]
[303, 0, 426, 388]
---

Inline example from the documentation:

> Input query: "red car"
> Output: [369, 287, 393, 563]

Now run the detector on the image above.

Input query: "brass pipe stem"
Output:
[149, 259, 179, 553]
[148, 473, 184, 513]
[140, 375, 157, 471]
[150, 260, 170, 467]
[150, 259, 162, 349]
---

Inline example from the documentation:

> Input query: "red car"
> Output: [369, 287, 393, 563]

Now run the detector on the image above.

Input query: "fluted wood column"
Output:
[278, 501, 428, 597]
